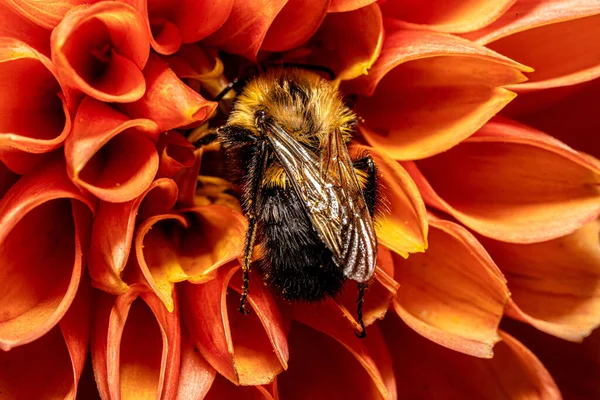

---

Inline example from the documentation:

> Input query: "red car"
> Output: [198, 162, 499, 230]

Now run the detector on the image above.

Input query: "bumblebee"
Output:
[194, 68, 379, 337]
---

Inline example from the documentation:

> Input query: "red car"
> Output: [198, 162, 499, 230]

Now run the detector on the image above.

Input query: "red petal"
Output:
[177, 333, 217, 400]
[515, 77, 600, 159]
[0, 160, 19, 199]
[302, 3, 383, 81]
[0, 160, 94, 350]
[392, 215, 509, 358]
[119, 54, 216, 131]
[51, 2, 150, 103]
[156, 131, 196, 179]
[481, 219, 600, 342]
[409, 118, 600, 243]
[65, 97, 159, 203]
[180, 263, 289, 385]
[0, 2, 51, 55]
[465, 0, 600, 90]
[278, 319, 395, 400]
[135, 205, 247, 310]
[350, 145, 428, 257]
[203, 0, 288, 61]
[381, 0, 516, 33]
[0, 38, 71, 156]
[4, 0, 90, 29]
[261, 0, 329, 52]
[92, 285, 181, 400]
[88, 178, 178, 294]
[328, 0, 376, 13]
[346, 20, 531, 160]
[382, 315, 561, 398]
[504, 319, 600, 399]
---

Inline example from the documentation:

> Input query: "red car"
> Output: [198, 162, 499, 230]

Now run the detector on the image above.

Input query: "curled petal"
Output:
[4, 0, 90, 29]
[177, 333, 216, 400]
[465, 0, 600, 90]
[136, 205, 247, 310]
[328, 0, 376, 13]
[302, 3, 383, 81]
[346, 21, 531, 160]
[350, 145, 428, 257]
[175, 148, 202, 207]
[505, 319, 600, 399]
[203, 0, 288, 61]
[92, 286, 181, 400]
[88, 178, 178, 294]
[119, 54, 217, 131]
[393, 215, 509, 358]
[0, 38, 71, 155]
[278, 318, 395, 400]
[480, 219, 600, 342]
[122, 0, 233, 54]
[180, 263, 289, 385]
[51, 2, 150, 103]
[382, 315, 560, 399]
[65, 97, 159, 203]
[380, 0, 516, 33]
[261, 0, 329, 52]
[156, 131, 196, 178]
[409, 118, 600, 243]
[0, 161, 94, 351]
[0, 1, 50, 54]
[0, 160, 19, 199]
[515, 78, 600, 159]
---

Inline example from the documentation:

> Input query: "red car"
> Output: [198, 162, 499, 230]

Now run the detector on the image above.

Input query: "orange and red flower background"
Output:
[0, 0, 599, 398]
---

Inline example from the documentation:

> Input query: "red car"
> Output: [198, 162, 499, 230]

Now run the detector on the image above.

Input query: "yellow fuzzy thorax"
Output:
[226, 68, 357, 147]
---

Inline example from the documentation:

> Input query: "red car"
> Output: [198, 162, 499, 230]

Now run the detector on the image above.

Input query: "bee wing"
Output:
[264, 122, 377, 282]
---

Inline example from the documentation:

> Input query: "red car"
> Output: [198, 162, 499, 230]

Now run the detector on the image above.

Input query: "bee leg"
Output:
[239, 140, 268, 315]
[355, 282, 369, 339]
[353, 155, 377, 217]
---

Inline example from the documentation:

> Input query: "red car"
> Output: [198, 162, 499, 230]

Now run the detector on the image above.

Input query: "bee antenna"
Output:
[354, 283, 368, 338]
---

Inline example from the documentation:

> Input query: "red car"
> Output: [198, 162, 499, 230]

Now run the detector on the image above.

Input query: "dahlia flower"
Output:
[0, 0, 599, 399]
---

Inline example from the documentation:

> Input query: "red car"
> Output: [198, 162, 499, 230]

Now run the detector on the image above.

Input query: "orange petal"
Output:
[382, 315, 561, 399]
[51, 2, 150, 103]
[156, 131, 196, 179]
[136, 205, 247, 310]
[278, 320, 394, 400]
[65, 97, 159, 203]
[203, 0, 288, 61]
[180, 263, 289, 385]
[410, 118, 600, 243]
[177, 333, 216, 400]
[0, 160, 94, 350]
[0, 38, 71, 156]
[0, 1, 50, 55]
[261, 0, 329, 52]
[350, 145, 428, 257]
[515, 78, 600, 159]
[392, 215, 509, 358]
[380, 0, 516, 33]
[88, 178, 178, 294]
[328, 0, 376, 13]
[205, 374, 276, 400]
[5, 0, 89, 29]
[119, 54, 217, 131]
[301, 3, 383, 81]
[92, 285, 181, 400]
[174, 148, 202, 207]
[479, 219, 600, 342]
[335, 248, 399, 328]
[345, 20, 531, 160]
[504, 318, 600, 399]
[465, 0, 600, 90]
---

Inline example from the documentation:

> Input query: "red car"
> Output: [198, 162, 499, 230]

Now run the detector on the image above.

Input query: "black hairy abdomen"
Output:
[255, 186, 345, 302]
